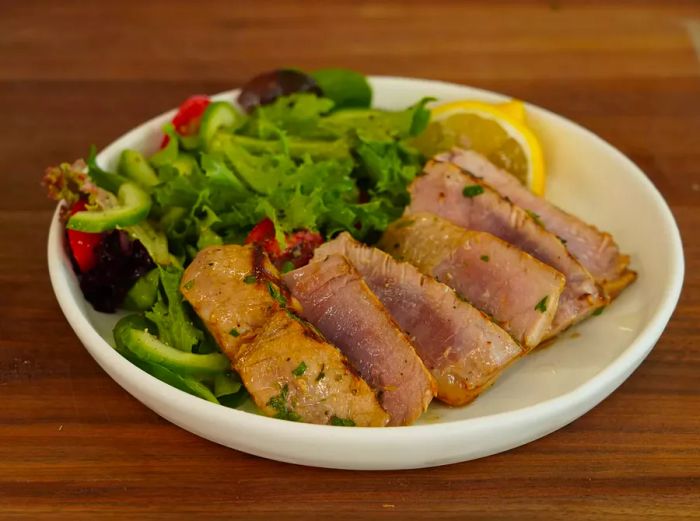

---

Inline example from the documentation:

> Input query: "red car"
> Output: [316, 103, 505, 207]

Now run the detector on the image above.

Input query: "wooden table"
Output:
[1, 1, 699, 519]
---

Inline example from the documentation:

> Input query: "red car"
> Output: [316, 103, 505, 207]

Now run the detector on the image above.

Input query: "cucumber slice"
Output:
[112, 315, 219, 402]
[87, 145, 127, 193]
[199, 101, 241, 151]
[214, 372, 242, 397]
[172, 153, 198, 176]
[114, 314, 153, 346]
[146, 363, 219, 403]
[122, 269, 160, 311]
[67, 182, 151, 233]
[113, 314, 153, 358]
[120, 327, 229, 377]
[118, 149, 160, 188]
[149, 126, 179, 168]
[180, 134, 200, 151]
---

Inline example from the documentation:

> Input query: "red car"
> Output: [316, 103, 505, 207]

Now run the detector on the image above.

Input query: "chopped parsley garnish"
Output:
[183, 279, 195, 290]
[267, 282, 287, 308]
[243, 275, 257, 284]
[285, 310, 326, 340]
[462, 185, 484, 198]
[330, 416, 356, 427]
[307, 322, 325, 339]
[535, 296, 549, 313]
[229, 328, 240, 337]
[292, 361, 307, 377]
[592, 307, 605, 316]
[285, 310, 311, 330]
[527, 209, 544, 227]
[280, 260, 295, 274]
[285, 309, 304, 324]
[267, 384, 300, 422]
[480, 255, 490, 262]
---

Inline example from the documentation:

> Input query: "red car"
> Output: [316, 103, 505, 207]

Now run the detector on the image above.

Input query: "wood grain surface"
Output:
[1, 1, 699, 519]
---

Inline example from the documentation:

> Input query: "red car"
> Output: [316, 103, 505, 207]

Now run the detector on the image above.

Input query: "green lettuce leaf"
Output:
[145, 267, 203, 352]
[311, 68, 372, 110]
[242, 93, 335, 138]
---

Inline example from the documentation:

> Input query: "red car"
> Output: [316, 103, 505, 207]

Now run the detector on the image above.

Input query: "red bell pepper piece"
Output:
[67, 200, 104, 272]
[282, 229, 324, 269]
[245, 218, 323, 270]
[160, 95, 211, 148]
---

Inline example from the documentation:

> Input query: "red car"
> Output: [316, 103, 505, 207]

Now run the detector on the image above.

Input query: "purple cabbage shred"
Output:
[70, 230, 156, 312]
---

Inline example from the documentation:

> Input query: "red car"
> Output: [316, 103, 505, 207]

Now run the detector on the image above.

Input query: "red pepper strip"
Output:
[160, 95, 211, 149]
[67, 200, 104, 272]
[245, 218, 323, 270]
[245, 218, 276, 244]
[245, 218, 281, 257]
[280, 229, 324, 269]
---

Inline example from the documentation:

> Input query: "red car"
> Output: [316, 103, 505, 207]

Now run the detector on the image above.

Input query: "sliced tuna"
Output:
[283, 254, 436, 426]
[379, 213, 565, 349]
[182, 244, 388, 426]
[236, 310, 390, 426]
[436, 148, 636, 298]
[407, 160, 606, 336]
[315, 232, 523, 405]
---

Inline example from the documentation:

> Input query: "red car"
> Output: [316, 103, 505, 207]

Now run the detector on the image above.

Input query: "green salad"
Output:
[44, 68, 432, 408]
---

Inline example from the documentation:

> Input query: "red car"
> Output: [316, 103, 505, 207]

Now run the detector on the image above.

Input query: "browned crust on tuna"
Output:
[436, 148, 636, 301]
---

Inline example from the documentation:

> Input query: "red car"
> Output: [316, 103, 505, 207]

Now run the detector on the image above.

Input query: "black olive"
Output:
[237, 69, 322, 113]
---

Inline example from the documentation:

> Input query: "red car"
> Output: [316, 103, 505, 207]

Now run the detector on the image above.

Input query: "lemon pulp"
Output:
[412, 100, 545, 195]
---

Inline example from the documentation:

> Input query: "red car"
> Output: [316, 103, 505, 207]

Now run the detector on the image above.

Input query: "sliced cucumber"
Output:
[180, 134, 200, 151]
[120, 327, 229, 377]
[118, 149, 160, 188]
[214, 372, 242, 398]
[149, 125, 179, 168]
[172, 153, 198, 176]
[113, 314, 153, 359]
[87, 145, 127, 193]
[146, 363, 219, 403]
[67, 182, 151, 233]
[199, 101, 241, 151]
[112, 315, 219, 402]
[122, 269, 160, 311]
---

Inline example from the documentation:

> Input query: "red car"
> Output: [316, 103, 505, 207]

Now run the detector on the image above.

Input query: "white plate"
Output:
[48, 77, 684, 470]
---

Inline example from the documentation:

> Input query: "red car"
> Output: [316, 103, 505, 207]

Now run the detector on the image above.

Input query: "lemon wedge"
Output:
[412, 99, 546, 195]
[494, 100, 526, 122]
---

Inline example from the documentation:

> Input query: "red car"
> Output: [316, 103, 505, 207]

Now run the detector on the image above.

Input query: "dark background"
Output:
[1, 1, 699, 519]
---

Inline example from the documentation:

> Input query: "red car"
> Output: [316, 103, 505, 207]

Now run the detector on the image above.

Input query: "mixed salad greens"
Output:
[44, 68, 432, 408]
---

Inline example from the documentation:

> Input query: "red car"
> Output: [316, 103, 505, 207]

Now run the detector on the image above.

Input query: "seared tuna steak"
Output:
[182, 244, 388, 426]
[236, 310, 389, 426]
[283, 254, 436, 426]
[379, 213, 565, 349]
[407, 161, 606, 336]
[436, 148, 636, 298]
[180, 244, 299, 359]
[315, 232, 523, 405]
